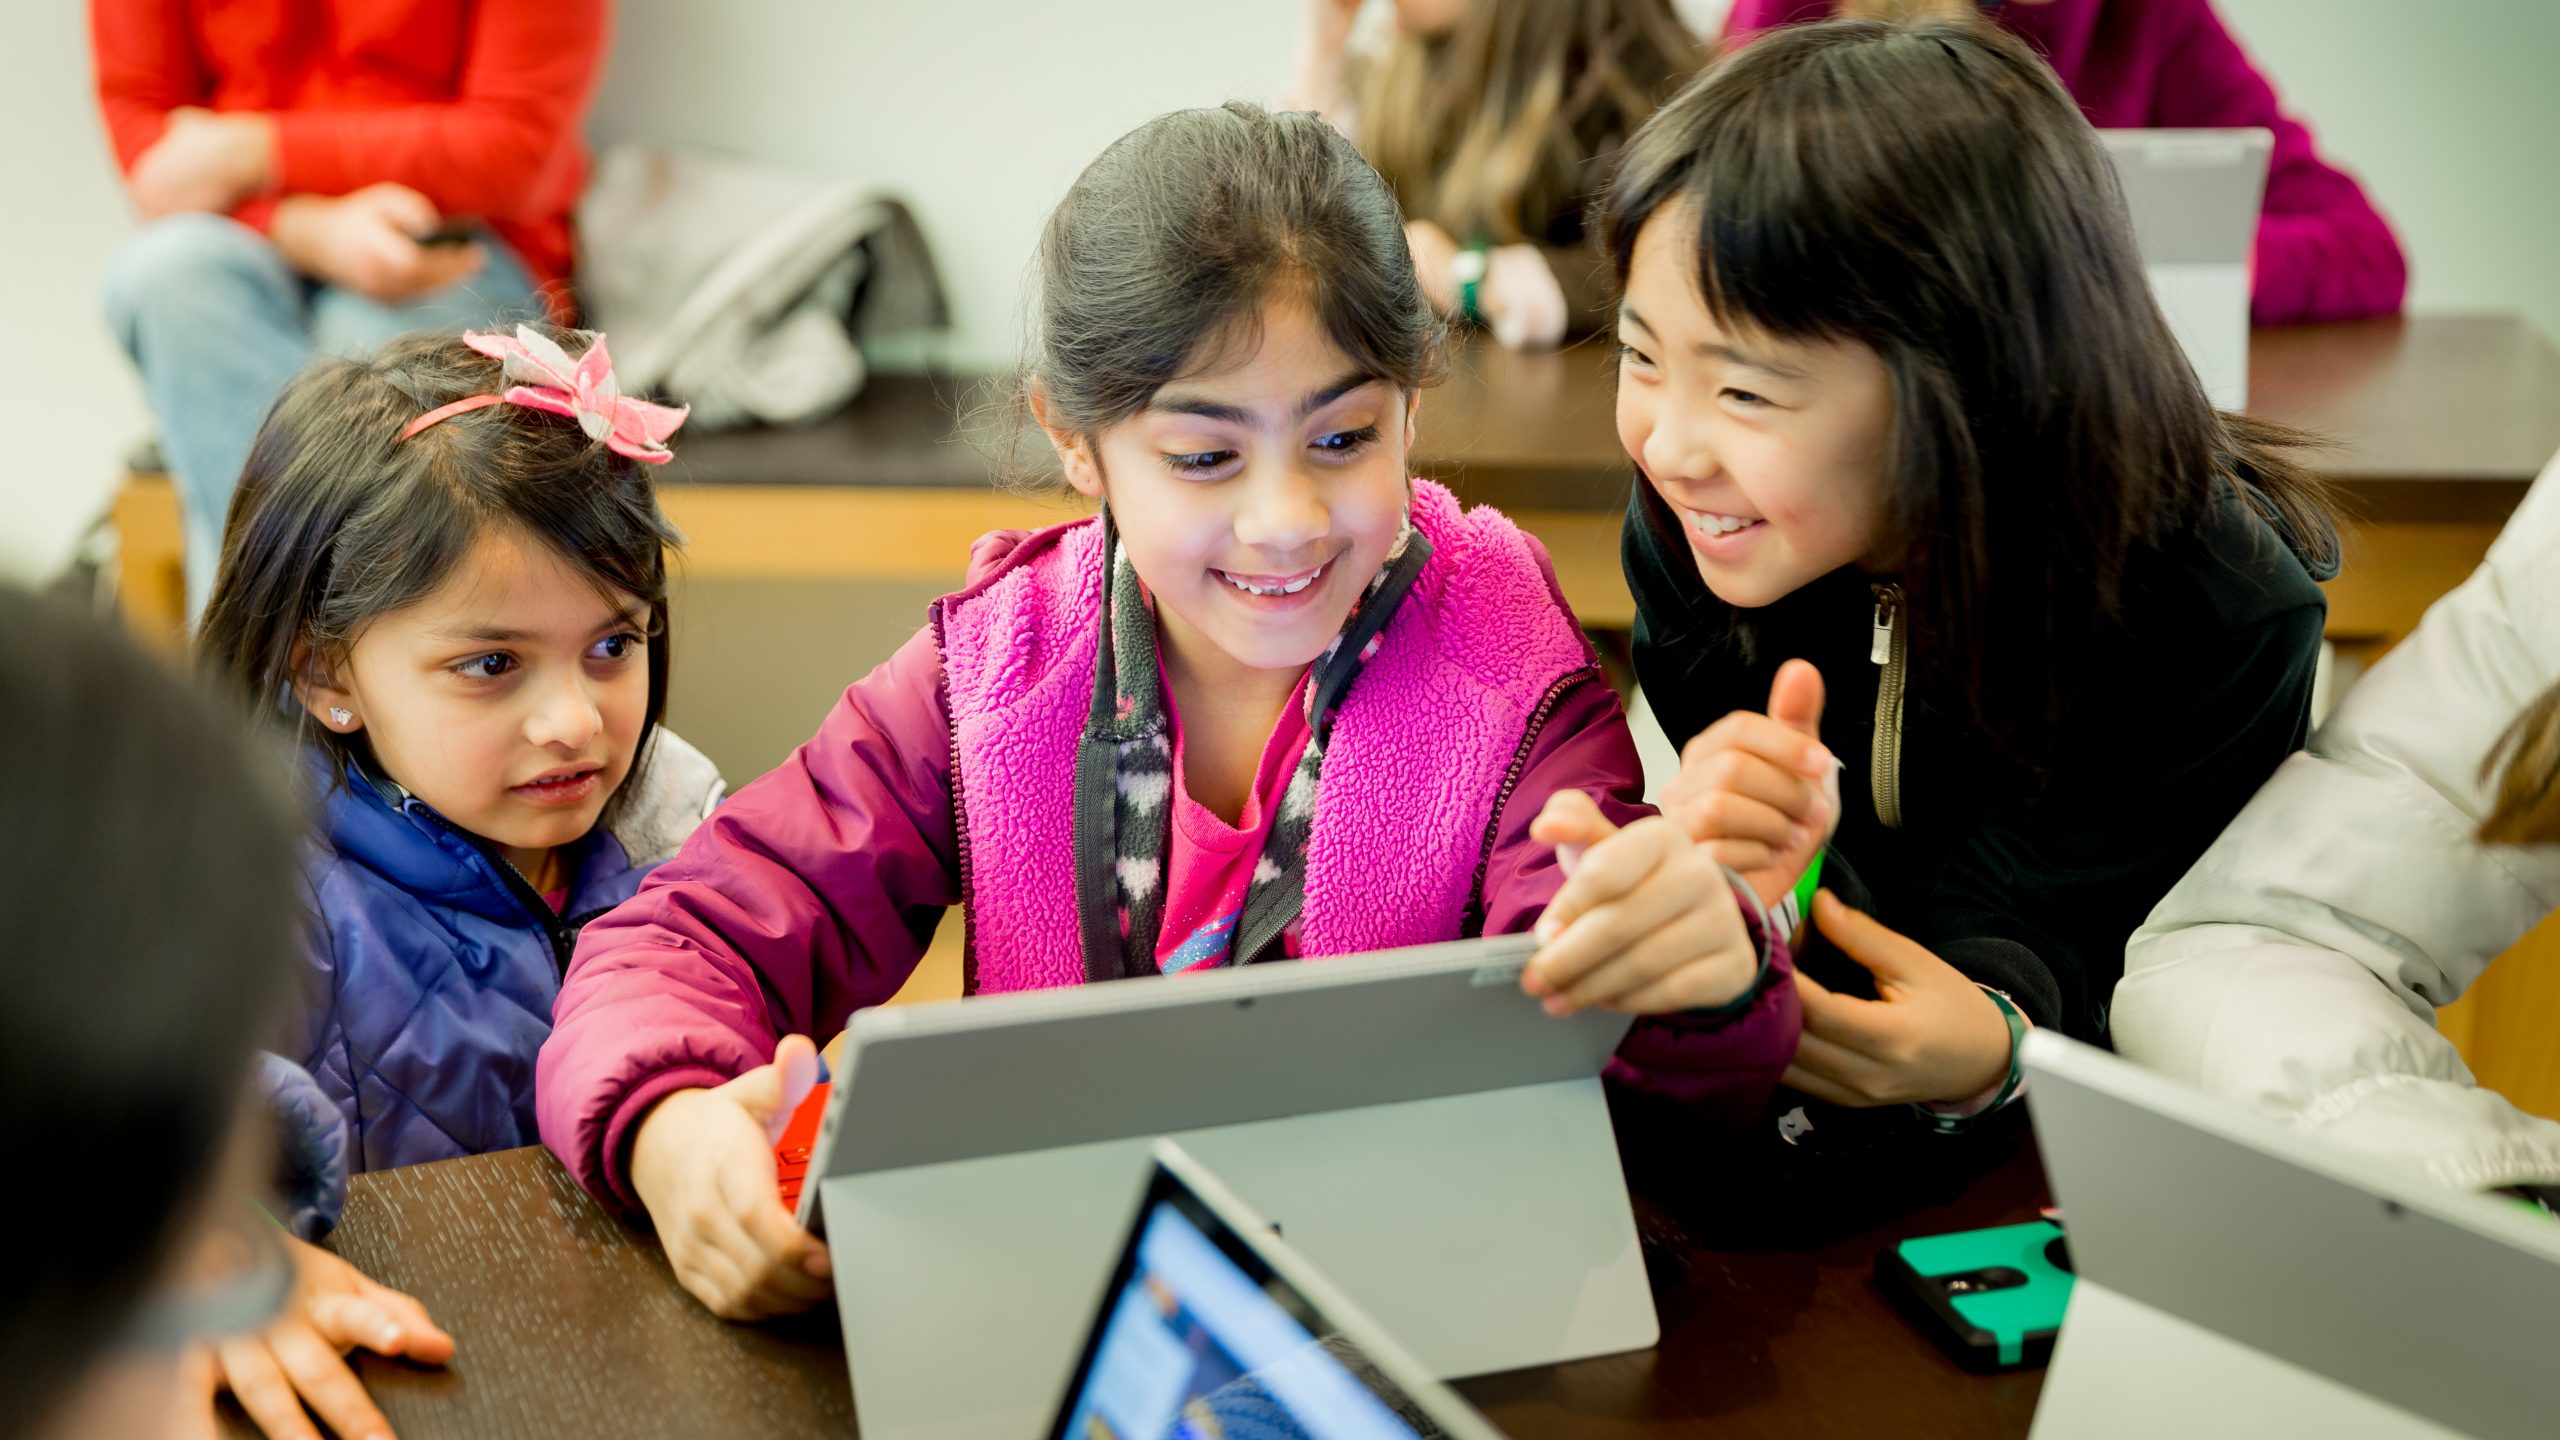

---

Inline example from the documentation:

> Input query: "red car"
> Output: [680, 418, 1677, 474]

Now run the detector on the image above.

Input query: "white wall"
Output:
[5, 0, 2556, 583]
[0, 2, 153, 583]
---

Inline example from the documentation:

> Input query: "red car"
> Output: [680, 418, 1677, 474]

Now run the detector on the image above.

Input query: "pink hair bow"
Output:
[397, 327, 690, 464]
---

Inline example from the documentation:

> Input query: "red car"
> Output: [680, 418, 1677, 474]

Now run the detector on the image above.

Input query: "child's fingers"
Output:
[1664, 785, 1801, 852]
[1678, 711, 1833, 781]
[1603, 932, 1762, 1015]
[1810, 889, 1937, 987]
[1779, 1061, 1869, 1109]
[669, 1230, 763, 1321]
[1662, 743, 1821, 825]
[172, 1345, 222, 1440]
[1529, 816, 1673, 965]
[216, 1335, 322, 1440]
[1552, 907, 1727, 1014]
[1790, 964, 1897, 1051]
[357, 1284, 453, 1364]
[265, 1322, 393, 1440]
[303, 1292, 399, 1356]
[1700, 838, 1780, 875]
[1526, 788, 1613, 851]
[1766, 658, 1826, 738]
[718, 1162, 835, 1294]
[737, 1197, 835, 1288]
[763, 1033, 822, 1146]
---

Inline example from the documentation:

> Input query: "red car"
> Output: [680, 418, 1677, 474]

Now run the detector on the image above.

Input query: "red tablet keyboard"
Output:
[774, 1079, 831, 1211]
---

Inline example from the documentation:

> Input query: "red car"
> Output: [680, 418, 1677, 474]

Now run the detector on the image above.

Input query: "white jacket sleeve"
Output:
[2115, 449, 2560, 1193]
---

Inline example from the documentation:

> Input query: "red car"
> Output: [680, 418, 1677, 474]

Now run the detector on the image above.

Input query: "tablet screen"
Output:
[1051, 1179, 1447, 1440]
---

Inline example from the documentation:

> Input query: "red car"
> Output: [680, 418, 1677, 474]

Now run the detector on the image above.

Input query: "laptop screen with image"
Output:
[1050, 1179, 1444, 1440]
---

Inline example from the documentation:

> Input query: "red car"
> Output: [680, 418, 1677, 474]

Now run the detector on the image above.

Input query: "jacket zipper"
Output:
[1870, 581, 1908, 830]
[1461, 666, 1598, 938]
[411, 806, 581, 974]
[934, 609, 980, 995]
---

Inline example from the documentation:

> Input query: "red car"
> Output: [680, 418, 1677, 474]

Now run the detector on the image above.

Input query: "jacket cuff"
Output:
[596, 1063, 737, 1214]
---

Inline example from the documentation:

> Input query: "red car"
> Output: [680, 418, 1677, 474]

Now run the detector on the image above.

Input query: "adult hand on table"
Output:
[191, 1234, 454, 1440]
[630, 1033, 835, 1322]
[1783, 890, 2014, 1108]
[1662, 658, 1838, 911]
[270, 185, 486, 304]
[1520, 791, 1762, 1016]
[129, 107, 274, 218]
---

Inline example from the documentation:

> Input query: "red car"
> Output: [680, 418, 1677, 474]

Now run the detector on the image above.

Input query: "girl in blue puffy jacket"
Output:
[199, 324, 725, 1171]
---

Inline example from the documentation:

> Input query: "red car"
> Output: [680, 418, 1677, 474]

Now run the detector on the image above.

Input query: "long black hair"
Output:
[0, 587, 300, 1436]
[198, 327, 684, 819]
[1601, 17, 2335, 762]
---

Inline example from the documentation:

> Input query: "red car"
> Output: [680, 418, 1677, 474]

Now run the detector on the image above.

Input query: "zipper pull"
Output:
[1871, 586, 1900, 666]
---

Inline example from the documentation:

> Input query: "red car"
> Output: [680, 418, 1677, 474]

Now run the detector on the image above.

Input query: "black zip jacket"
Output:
[1624, 477, 2331, 1039]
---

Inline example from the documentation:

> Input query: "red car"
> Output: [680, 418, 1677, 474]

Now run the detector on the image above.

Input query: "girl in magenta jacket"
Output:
[1728, 0, 2406, 325]
[538, 101, 1802, 1321]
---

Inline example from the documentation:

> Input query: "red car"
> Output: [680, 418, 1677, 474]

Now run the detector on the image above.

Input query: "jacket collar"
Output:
[312, 730, 721, 921]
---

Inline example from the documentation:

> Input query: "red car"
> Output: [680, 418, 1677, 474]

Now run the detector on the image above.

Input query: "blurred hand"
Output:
[1479, 244, 1568, 350]
[1662, 658, 1838, 910]
[631, 1034, 835, 1321]
[1781, 891, 2014, 1108]
[201, 1234, 453, 1440]
[1305, 0, 1365, 58]
[270, 185, 486, 303]
[130, 108, 274, 218]
[1405, 219, 1461, 315]
[1521, 790, 1760, 1016]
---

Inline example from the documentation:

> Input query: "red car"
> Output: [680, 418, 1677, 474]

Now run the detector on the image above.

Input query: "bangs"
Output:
[1603, 16, 2122, 362]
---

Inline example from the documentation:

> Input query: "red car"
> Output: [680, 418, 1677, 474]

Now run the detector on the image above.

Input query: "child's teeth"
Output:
[1224, 565, 1321, 596]
[1689, 510, 1757, 536]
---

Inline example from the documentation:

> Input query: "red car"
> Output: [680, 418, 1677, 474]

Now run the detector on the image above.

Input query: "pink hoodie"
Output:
[538, 483, 1800, 1208]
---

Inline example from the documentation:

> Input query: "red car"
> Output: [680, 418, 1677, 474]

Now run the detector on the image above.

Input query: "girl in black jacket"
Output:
[1601, 17, 2335, 1125]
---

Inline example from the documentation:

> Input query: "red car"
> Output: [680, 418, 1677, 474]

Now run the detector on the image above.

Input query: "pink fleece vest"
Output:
[936, 480, 1594, 994]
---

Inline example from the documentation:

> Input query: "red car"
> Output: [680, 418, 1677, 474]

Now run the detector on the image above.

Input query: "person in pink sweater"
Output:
[1726, 0, 2407, 325]
[537, 101, 1803, 1322]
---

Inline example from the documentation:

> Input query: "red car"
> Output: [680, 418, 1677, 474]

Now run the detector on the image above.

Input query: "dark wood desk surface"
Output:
[668, 315, 2560, 526]
[228, 1103, 2050, 1440]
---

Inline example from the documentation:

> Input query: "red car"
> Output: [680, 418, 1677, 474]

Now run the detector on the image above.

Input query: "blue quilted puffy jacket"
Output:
[293, 734, 723, 1172]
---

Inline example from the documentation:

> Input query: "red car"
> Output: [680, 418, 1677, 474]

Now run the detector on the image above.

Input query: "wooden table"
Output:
[116, 314, 2560, 652]
[222, 1099, 2051, 1439]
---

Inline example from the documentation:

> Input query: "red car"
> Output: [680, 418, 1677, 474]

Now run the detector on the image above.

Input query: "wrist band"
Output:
[1450, 241, 1491, 325]
[1918, 986, 2028, 1136]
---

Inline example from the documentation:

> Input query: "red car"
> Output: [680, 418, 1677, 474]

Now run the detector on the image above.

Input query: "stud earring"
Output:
[328, 708, 354, 728]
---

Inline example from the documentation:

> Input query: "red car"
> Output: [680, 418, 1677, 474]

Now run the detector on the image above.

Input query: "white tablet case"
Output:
[2099, 128, 2271, 412]
[808, 937, 1662, 1440]
[2026, 1032, 2560, 1440]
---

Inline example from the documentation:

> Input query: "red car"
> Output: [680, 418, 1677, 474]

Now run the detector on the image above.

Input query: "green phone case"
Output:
[1875, 1219, 2075, 1370]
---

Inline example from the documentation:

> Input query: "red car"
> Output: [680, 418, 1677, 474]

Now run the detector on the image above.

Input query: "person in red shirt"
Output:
[92, 0, 608, 620]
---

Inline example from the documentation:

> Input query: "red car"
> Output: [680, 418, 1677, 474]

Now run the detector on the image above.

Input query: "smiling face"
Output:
[300, 525, 652, 872]
[1614, 204, 1899, 609]
[1045, 295, 1417, 694]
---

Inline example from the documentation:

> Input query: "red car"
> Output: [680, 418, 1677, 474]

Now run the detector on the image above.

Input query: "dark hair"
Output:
[0, 587, 300, 1435]
[1022, 100, 1448, 465]
[1601, 18, 2335, 762]
[198, 327, 684, 819]
[2480, 679, 2560, 847]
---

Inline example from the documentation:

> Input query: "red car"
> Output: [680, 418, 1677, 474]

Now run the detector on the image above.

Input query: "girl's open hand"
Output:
[205, 1234, 453, 1440]
[1521, 790, 1761, 1016]
[630, 1034, 835, 1321]
[1662, 659, 1838, 910]
[1782, 891, 2014, 1108]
